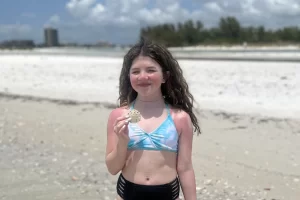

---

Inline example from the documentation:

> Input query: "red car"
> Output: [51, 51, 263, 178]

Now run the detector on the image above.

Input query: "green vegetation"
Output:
[140, 16, 300, 47]
[0, 40, 35, 49]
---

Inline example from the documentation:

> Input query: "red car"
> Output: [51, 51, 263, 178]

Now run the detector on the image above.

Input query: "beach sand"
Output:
[0, 94, 299, 200]
[1, 53, 300, 199]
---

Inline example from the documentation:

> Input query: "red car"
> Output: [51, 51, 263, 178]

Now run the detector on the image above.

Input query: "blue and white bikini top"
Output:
[127, 101, 179, 153]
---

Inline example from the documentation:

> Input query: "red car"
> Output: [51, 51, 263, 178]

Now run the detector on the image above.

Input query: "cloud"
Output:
[66, 0, 98, 18]
[254, 0, 300, 17]
[49, 15, 61, 24]
[44, 14, 61, 28]
[1, 0, 300, 44]
[0, 24, 31, 36]
[59, 0, 300, 43]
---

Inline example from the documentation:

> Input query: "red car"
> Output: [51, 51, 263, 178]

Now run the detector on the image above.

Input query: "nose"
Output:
[137, 71, 149, 80]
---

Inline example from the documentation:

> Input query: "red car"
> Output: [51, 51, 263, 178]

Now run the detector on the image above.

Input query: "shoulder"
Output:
[107, 106, 129, 124]
[170, 108, 191, 122]
[169, 107, 193, 135]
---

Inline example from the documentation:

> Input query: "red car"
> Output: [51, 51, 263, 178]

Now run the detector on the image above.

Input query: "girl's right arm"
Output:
[105, 108, 130, 175]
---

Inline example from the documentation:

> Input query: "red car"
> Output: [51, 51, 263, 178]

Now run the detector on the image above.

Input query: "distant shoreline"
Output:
[0, 44, 300, 51]
[173, 55, 300, 62]
[1, 47, 300, 62]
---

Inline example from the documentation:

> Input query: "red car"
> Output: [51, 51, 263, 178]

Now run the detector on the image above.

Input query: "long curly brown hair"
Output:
[118, 39, 201, 135]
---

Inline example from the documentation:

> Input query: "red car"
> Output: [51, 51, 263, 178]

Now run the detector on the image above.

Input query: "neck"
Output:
[136, 92, 164, 102]
[136, 98, 163, 102]
[135, 94, 165, 108]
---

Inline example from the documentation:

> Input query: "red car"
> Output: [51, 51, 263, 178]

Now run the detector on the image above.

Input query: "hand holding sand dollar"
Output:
[113, 115, 130, 142]
[128, 109, 141, 123]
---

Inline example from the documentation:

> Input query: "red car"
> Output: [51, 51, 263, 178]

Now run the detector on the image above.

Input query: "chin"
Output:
[134, 85, 161, 97]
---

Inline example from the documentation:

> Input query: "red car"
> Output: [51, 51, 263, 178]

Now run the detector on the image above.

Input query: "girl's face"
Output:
[129, 55, 165, 99]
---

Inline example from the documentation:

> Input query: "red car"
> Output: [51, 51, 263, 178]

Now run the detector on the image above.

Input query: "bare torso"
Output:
[116, 151, 178, 200]
[116, 104, 180, 199]
[122, 150, 178, 184]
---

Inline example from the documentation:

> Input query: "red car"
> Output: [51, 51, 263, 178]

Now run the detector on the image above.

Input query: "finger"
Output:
[123, 124, 129, 135]
[113, 125, 119, 133]
[114, 119, 130, 134]
[116, 119, 130, 130]
[114, 114, 130, 126]
[119, 124, 129, 135]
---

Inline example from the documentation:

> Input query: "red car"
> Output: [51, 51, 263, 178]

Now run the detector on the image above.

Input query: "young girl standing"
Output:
[105, 39, 201, 200]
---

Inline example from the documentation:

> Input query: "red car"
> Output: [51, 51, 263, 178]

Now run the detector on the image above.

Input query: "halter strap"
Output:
[130, 100, 135, 110]
[165, 104, 171, 116]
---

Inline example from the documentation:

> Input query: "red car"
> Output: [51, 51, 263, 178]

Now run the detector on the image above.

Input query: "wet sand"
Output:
[0, 94, 299, 200]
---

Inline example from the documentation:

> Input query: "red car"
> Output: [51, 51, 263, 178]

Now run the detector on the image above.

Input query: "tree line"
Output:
[0, 40, 35, 49]
[140, 16, 300, 47]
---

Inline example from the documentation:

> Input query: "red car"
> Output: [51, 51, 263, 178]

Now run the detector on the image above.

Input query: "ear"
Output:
[162, 71, 170, 83]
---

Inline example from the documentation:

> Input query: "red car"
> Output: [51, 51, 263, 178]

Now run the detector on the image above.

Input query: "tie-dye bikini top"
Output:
[127, 101, 179, 153]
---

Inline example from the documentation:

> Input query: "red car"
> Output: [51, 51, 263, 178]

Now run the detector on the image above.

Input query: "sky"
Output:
[0, 0, 300, 45]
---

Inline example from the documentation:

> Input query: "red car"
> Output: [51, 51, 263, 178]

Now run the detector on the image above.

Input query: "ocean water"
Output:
[1, 52, 299, 119]
[1, 46, 300, 59]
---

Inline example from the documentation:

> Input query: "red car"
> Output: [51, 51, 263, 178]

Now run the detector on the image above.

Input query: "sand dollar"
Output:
[128, 109, 141, 123]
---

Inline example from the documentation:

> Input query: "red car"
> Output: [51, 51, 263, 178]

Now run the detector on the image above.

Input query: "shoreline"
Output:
[174, 55, 300, 62]
[1, 92, 298, 122]
[1, 47, 300, 62]
[1, 44, 300, 51]
[2, 53, 300, 63]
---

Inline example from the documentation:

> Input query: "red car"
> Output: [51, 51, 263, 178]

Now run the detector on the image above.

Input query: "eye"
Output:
[131, 71, 139, 74]
[147, 69, 156, 73]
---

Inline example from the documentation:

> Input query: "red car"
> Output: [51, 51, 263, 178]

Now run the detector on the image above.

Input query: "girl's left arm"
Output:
[176, 111, 197, 200]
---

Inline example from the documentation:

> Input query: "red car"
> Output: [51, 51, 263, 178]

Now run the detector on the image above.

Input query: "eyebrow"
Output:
[131, 66, 157, 70]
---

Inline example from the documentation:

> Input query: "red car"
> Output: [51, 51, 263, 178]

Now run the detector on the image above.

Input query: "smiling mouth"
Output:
[138, 83, 151, 87]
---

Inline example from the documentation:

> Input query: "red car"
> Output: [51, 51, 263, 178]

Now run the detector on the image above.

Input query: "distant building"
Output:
[44, 28, 59, 47]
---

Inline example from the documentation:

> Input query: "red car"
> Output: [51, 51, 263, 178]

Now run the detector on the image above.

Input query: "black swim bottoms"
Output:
[116, 173, 180, 200]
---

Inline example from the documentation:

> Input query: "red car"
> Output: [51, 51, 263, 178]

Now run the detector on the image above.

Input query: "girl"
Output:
[105, 39, 201, 200]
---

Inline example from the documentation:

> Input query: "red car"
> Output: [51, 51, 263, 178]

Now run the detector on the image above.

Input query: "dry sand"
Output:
[0, 94, 299, 200]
